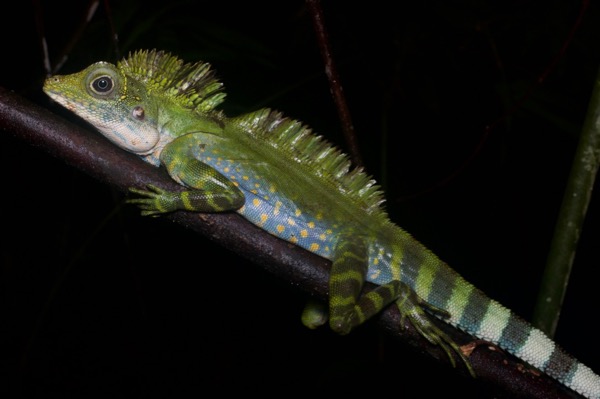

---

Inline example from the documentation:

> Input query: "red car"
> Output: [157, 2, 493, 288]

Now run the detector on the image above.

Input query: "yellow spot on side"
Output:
[300, 230, 308, 238]
[276, 225, 285, 233]
[253, 198, 261, 207]
[290, 236, 298, 244]
[274, 201, 282, 216]
[287, 218, 296, 226]
[316, 212, 323, 220]
[307, 221, 315, 228]
[224, 167, 230, 173]
[310, 243, 320, 252]
[260, 214, 268, 225]
[319, 233, 327, 241]
[269, 185, 276, 193]
[242, 175, 249, 180]
[295, 209, 302, 217]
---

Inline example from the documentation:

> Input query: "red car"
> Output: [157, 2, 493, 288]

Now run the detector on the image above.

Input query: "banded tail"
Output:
[416, 259, 600, 398]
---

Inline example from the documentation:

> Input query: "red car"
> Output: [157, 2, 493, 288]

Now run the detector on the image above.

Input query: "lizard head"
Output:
[44, 60, 162, 155]
[43, 49, 226, 156]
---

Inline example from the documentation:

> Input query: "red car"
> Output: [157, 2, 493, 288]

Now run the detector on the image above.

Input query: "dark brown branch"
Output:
[0, 86, 583, 399]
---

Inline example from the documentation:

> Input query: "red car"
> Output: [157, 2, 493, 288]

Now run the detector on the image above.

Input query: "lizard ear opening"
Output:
[132, 105, 145, 120]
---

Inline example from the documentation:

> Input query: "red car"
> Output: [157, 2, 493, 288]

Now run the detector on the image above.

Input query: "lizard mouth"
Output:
[44, 86, 87, 115]
[45, 90, 72, 108]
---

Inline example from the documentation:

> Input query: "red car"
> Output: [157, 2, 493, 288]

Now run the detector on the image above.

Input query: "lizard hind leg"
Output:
[301, 298, 329, 329]
[305, 232, 474, 378]
[326, 233, 406, 335]
[395, 284, 476, 377]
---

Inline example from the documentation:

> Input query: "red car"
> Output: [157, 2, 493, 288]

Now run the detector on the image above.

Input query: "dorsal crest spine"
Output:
[118, 49, 226, 112]
[233, 108, 388, 217]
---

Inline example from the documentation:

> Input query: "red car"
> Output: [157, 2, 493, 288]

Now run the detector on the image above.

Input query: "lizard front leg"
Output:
[128, 140, 245, 216]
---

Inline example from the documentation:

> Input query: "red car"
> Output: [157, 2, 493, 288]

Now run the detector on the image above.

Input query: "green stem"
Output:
[533, 67, 600, 337]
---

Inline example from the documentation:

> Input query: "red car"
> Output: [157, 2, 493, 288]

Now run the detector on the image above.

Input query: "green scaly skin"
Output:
[43, 49, 600, 398]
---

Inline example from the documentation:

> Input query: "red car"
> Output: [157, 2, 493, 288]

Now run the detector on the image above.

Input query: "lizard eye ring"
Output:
[91, 76, 114, 94]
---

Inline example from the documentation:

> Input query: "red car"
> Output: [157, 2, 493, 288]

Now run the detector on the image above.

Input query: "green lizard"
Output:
[43, 49, 600, 398]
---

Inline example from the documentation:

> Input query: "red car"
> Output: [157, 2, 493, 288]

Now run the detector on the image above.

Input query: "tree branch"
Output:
[0, 86, 583, 399]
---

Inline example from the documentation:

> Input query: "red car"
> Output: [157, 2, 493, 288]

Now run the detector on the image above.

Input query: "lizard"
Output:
[42, 49, 600, 398]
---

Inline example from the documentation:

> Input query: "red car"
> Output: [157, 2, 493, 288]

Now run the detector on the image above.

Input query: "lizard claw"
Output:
[127, 184, 172, 216]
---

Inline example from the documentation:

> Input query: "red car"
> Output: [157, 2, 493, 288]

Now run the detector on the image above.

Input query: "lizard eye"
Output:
[91, 76, 114, 94]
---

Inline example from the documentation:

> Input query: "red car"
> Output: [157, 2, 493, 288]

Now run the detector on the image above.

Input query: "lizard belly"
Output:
[366, 241, 398, 285]
[192, 141, 346, 261]
[235, 188, 338, 260]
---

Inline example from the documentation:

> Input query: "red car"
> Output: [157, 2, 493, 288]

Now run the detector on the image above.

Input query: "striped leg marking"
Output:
[328, 234, 404, 335]
[128, 142, 245, 216]
[128, 183, 244, 216]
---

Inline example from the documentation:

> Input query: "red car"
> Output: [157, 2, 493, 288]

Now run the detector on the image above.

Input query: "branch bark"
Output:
[0, 86, 583, 399]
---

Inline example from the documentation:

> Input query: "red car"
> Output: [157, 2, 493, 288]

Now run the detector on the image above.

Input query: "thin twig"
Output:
[533, 63, 600, 337]
[305, 0, 363, 167]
